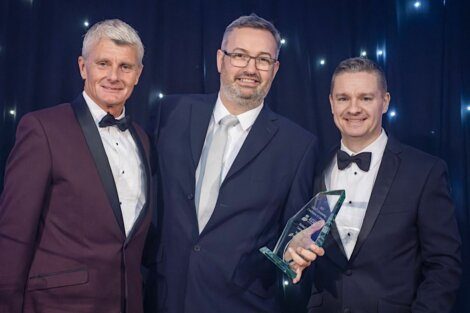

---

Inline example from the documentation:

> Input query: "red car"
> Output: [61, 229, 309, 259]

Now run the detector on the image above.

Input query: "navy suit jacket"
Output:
[306, 137, 461, 313]
[146, 94, 318, 313]
[0, 95, 153, 313]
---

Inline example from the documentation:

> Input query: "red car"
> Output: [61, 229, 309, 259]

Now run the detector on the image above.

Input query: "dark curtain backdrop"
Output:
[1, 0, 469, 311]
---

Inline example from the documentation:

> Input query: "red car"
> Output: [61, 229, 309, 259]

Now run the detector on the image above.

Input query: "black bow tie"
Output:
[337, 150, 372, 172]
[98, 113, 131, 131]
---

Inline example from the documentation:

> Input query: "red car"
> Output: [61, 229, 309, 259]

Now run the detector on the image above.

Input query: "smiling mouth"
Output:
[344, 117, 367, 124]
[101, 85, 123, 92]
[235, 76, 261, 87]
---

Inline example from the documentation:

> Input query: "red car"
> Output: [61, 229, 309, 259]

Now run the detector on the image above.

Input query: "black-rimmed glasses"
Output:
[221, 50, 277, 71]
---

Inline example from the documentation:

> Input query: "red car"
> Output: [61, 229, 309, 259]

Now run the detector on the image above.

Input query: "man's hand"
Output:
[283, 219, 326, 283]
[287, 244, 324, 283]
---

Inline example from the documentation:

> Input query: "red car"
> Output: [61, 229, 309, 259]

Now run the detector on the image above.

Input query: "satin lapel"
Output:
[349, 140, 401, 261]
[125, 124, 151, 243]
[222, 107, 278, 184]
[71, 95, 125, 235]
[189, 95, 216, 169]
[323, 222, 349, 270]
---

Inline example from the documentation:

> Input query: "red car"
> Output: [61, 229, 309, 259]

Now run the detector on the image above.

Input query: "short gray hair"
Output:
[221, 13, 281, 58]
[82, 19, 144, 66]
[331, 57, 387, 93]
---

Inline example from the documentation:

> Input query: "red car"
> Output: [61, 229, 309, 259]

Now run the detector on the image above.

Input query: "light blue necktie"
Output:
[196, 115, 239, 233]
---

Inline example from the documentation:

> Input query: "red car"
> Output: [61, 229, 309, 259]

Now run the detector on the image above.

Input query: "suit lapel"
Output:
[322, 224, 349, 270]
[349, 138, 401, 261]
[189, 95, 216, 170]
[199, 106, 278, 236]
[71, 95, 125, 235]
[125, 124, 151, 243]
[222, 106, 278, 184]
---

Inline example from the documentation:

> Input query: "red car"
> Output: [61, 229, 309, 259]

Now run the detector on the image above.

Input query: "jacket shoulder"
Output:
[22, 103, 73, 122]
[271, 111, 317, 143]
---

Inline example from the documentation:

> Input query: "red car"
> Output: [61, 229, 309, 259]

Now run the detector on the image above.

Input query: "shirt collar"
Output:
[82, 91, 126, 127]
[340, 129, 388, 170]
[214, 94, 263, 131]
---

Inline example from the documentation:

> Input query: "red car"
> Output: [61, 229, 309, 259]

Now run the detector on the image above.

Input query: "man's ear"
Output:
[78, 56, 87, 80]
[216, 49, 224, 74]
[382, 92, 391, 113]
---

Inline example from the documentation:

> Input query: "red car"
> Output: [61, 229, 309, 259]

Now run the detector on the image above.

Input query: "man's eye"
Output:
[232, 53, 247, 60]
[363, 97, 373, 101]
[97, 62, 107, 67]
[257, 57, 271, 65]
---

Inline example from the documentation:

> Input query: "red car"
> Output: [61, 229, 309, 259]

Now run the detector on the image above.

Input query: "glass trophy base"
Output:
[259, 246, 296, 279]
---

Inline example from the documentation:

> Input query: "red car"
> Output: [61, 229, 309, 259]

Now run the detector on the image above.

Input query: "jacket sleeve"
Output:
[282, 135, 318, 226]
[412, 159, 462, 313]
[0, 113, 52, 312]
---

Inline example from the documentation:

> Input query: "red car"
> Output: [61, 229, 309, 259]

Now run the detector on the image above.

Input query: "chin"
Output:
[343, 130, 367, 138]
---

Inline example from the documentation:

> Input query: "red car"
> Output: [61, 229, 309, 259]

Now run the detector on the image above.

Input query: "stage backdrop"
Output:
[1, 0, 469, 310]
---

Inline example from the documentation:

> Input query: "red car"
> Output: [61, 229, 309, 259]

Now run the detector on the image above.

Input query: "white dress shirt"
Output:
[83, 91, 146, 236]
[325, 130, 388, 259]
[195, 94, 263, 184]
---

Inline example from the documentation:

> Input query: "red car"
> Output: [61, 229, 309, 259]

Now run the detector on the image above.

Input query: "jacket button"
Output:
[187, 193, 194, 200]
[193, 245, 201, 252]
[344, 308, 351, 313]
[345, 269, 352, 276]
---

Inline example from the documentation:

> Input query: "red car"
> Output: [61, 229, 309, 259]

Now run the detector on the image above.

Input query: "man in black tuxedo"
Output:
[306, 57, 461, 313]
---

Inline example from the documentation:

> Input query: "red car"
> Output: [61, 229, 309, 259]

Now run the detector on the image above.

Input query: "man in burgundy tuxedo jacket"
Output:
[0, 19, 152, 313]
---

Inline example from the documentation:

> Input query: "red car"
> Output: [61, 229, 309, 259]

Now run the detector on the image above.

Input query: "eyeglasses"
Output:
[221, 50, 277, 71]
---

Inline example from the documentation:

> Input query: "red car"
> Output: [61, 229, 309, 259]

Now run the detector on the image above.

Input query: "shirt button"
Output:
[187, 193, 194, 200]
[354, 171, 357, 175]
[348, 200, 352, 204]
[193, 245, 201, 252]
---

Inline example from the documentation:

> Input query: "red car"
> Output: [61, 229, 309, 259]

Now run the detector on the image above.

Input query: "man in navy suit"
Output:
[0, 19, 152, 313]
[147, 14, 323, 313]
[306, 57, 461, 313]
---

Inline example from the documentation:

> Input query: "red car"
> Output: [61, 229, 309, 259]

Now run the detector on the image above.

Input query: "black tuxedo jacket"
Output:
[307, 137, 461, 313]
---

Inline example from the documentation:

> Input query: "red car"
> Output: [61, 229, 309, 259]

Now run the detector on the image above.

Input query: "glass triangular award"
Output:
[260, 190, 345, 279]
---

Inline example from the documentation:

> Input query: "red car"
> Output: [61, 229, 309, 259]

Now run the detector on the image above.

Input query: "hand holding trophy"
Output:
[260, 190, 345, 282]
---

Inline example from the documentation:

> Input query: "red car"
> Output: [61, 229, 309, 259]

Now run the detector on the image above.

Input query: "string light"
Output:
[8, 109, 16, 117]
[414, 1, 421, 8]
[280, 38, 286, 45]
[158, 93, 164, 99]
[83, 20, 90, 28]
[388, 110, 397, 118]
[319, 58, 326, 66]
[360, 50, 367, 57]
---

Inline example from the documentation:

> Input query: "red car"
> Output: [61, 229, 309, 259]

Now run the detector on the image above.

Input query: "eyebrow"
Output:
[231, 48, 273, 58]
[333, 92, 376, 97]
